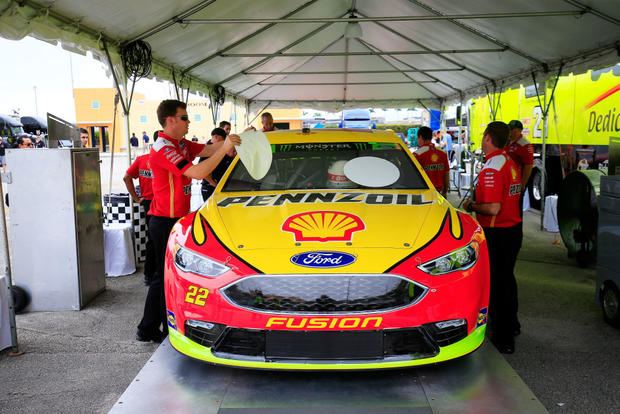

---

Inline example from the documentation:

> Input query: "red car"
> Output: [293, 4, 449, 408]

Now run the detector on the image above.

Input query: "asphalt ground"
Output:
[1, 192, 619, 414]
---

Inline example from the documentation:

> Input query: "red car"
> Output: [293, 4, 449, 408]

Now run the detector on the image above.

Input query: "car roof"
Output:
[263, 129, 400, 145]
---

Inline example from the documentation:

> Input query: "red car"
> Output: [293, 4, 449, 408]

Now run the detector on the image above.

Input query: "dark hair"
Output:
[17, 136, 32, 146]
[417, 126, 432, 141]
[79, 128, 88, 134]
[153, 130, 162, 141]
[211, 127, 226, 139]
[508, 119, 523, 130]
[219, 121, 231, 128]
[261, 112, 273, 120]
[157, 99, 186, 127]
[483, 121, 509, 149]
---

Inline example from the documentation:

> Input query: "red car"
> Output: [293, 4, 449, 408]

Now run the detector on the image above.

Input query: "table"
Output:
[104, 223, 136, 276]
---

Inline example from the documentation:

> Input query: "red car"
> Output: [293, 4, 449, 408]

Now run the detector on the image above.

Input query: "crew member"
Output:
[124, 153, 155, 285]
[506, 120, 534, 215]
[414, 126, 450, 197]
[136, 99, 241, 343]
[219, 120, 231, 135]
[463, 121, 522, 354]
[261, 112, 277, 132]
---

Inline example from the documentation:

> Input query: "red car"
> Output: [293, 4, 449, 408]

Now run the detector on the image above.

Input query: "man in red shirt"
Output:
[463, 121, 522, 354]
[414, 126, 450, 197]
[136, 99, 241, 343]
[261, 112, 277, 132]
[506, 120, 534, 215]
[124, 154, 155, 285]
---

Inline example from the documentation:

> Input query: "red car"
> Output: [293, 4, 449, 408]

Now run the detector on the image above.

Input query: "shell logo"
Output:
[431, 153, 438, 162]
[511, 166, 517, 180]
[282, 211, 366, 242]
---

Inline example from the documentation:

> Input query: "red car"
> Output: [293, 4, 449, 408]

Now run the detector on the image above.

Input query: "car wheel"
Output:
[528, 168, 543, 210]
[10, 285, 30, 313]
[601, 284, 620, 328]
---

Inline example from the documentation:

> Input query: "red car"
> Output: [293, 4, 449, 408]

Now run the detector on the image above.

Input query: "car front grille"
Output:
[221, 274, 427, 314]
[210, 327, 439, 361]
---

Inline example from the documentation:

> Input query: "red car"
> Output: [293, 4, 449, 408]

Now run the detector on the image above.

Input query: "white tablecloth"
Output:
[104, 223, 136, 276]
[0, 276, 13, 351]
[543, 195, 559, 232]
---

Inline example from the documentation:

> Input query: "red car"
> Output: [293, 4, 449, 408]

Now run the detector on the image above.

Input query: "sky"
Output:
[0, 36, 421, 123]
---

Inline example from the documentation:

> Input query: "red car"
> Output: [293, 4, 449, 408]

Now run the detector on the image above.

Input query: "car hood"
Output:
[195, 190, 458, 273]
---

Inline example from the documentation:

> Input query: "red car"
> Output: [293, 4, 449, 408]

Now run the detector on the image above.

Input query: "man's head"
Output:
[79, 128, 89, 147]
[142, 131, 146, 135]
[219, 121, 231, 135]
[417, 126, 433, 146]
[210, 127, 227, 143]
[261, 112, 274, 131]
[508, 119, 523, 142]
[17, 136, 34, 148]
[157, 99, 190, 139]
[482, 121, 509, 155]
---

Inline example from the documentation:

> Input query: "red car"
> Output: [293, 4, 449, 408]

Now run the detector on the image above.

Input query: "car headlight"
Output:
[174, 245, 230, 277]
[417, 242, 479, 275]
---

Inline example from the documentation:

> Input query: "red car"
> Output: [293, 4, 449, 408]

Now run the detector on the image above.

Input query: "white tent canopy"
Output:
[1, 0, 619, 111]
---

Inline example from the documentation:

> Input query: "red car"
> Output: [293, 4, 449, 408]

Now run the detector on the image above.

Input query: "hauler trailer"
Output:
[468, 64, 619, 209]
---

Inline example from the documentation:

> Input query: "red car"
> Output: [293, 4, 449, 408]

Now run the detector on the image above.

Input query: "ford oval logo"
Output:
[290, 251, 356, 268]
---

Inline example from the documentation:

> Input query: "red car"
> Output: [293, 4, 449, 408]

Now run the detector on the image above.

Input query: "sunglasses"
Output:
[25, 143, 34, 147]
[173, 114, 189, 121]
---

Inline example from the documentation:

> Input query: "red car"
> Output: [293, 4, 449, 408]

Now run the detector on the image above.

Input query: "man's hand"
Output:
[224, 134, 241, 152]
[206, 175, 217, 187]
[463, 199, 473, 213]
[133, 196, 144, 204]
[243, 126, 256, 132]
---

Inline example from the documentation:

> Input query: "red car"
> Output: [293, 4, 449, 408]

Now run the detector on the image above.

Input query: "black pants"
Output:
[201, 181, 215, 202]
[137, 216, 179, 335]
[141, 200, 156, 282]
[483, 223, 523, 340]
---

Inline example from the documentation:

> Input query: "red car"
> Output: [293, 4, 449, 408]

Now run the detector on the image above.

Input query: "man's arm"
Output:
[442, 170, 449, 198]
[522, 164, 533, 187]
[123, 174, 142, 203]
[197, 140, 223, 157]
[463, 199, 501, 216]
[184, 135, 241, 180]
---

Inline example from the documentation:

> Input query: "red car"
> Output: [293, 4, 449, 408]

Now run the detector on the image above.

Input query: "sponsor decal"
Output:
[431, 153, 438, 162]
[424, 163, 445, 171]
[282, 211, 365, 242]
[139, 169, 153, 178]
[183, 184, 192, 195]
[510, 166, 517, 180]
[290, 251, 356, 268]
[167, 310, 178, 330]
[217, 192, 432, 208]
[476, 307, 488, 328]
[509, 183, 522, 196]
[266, 316, 383, 329]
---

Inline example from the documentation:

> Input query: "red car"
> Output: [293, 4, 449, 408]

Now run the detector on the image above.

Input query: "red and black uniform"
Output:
[474, 150, 523, 346]
[505, 137, 534, 179]
[506, 136, 534, 216]
[138, 133, 205, 338]
[414, 143, 449, 194]
[126, 154, 156, 284]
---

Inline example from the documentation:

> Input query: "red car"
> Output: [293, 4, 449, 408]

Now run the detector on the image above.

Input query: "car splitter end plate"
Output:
[110, 338, 548, 414]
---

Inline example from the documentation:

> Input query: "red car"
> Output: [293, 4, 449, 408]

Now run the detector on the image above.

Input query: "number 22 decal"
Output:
[185, 285, 209, 306]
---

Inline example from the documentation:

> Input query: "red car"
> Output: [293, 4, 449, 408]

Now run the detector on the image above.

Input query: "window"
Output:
[194, 114, 201, 122]
[92, 101, 100, 109]
[140, 115, 147, 123]
[222, 141, 427, 192]
[230, 114, 237, 121]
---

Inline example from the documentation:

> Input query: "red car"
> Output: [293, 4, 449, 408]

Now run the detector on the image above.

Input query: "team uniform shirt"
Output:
[505, 137, 534, 175]
[149, 132, 205, 218]
[414, 144, 449, 193]
[126, 154, 154, 200]
[474, 150, 522, 228]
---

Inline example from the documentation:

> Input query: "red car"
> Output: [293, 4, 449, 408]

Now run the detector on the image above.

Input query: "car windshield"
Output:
[222, 141, 428, 192]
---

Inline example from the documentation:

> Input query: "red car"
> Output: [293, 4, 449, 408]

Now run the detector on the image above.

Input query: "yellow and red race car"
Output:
[165, 129, 489, 370]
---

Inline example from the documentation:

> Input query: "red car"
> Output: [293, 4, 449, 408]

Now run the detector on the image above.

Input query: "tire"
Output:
[528, 168, 543, 210]
[601, 283, 620, 328]
[10, 285, 30, 313]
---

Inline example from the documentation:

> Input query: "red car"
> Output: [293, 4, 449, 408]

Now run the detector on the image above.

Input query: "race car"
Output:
[165, 128, 489, 370]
